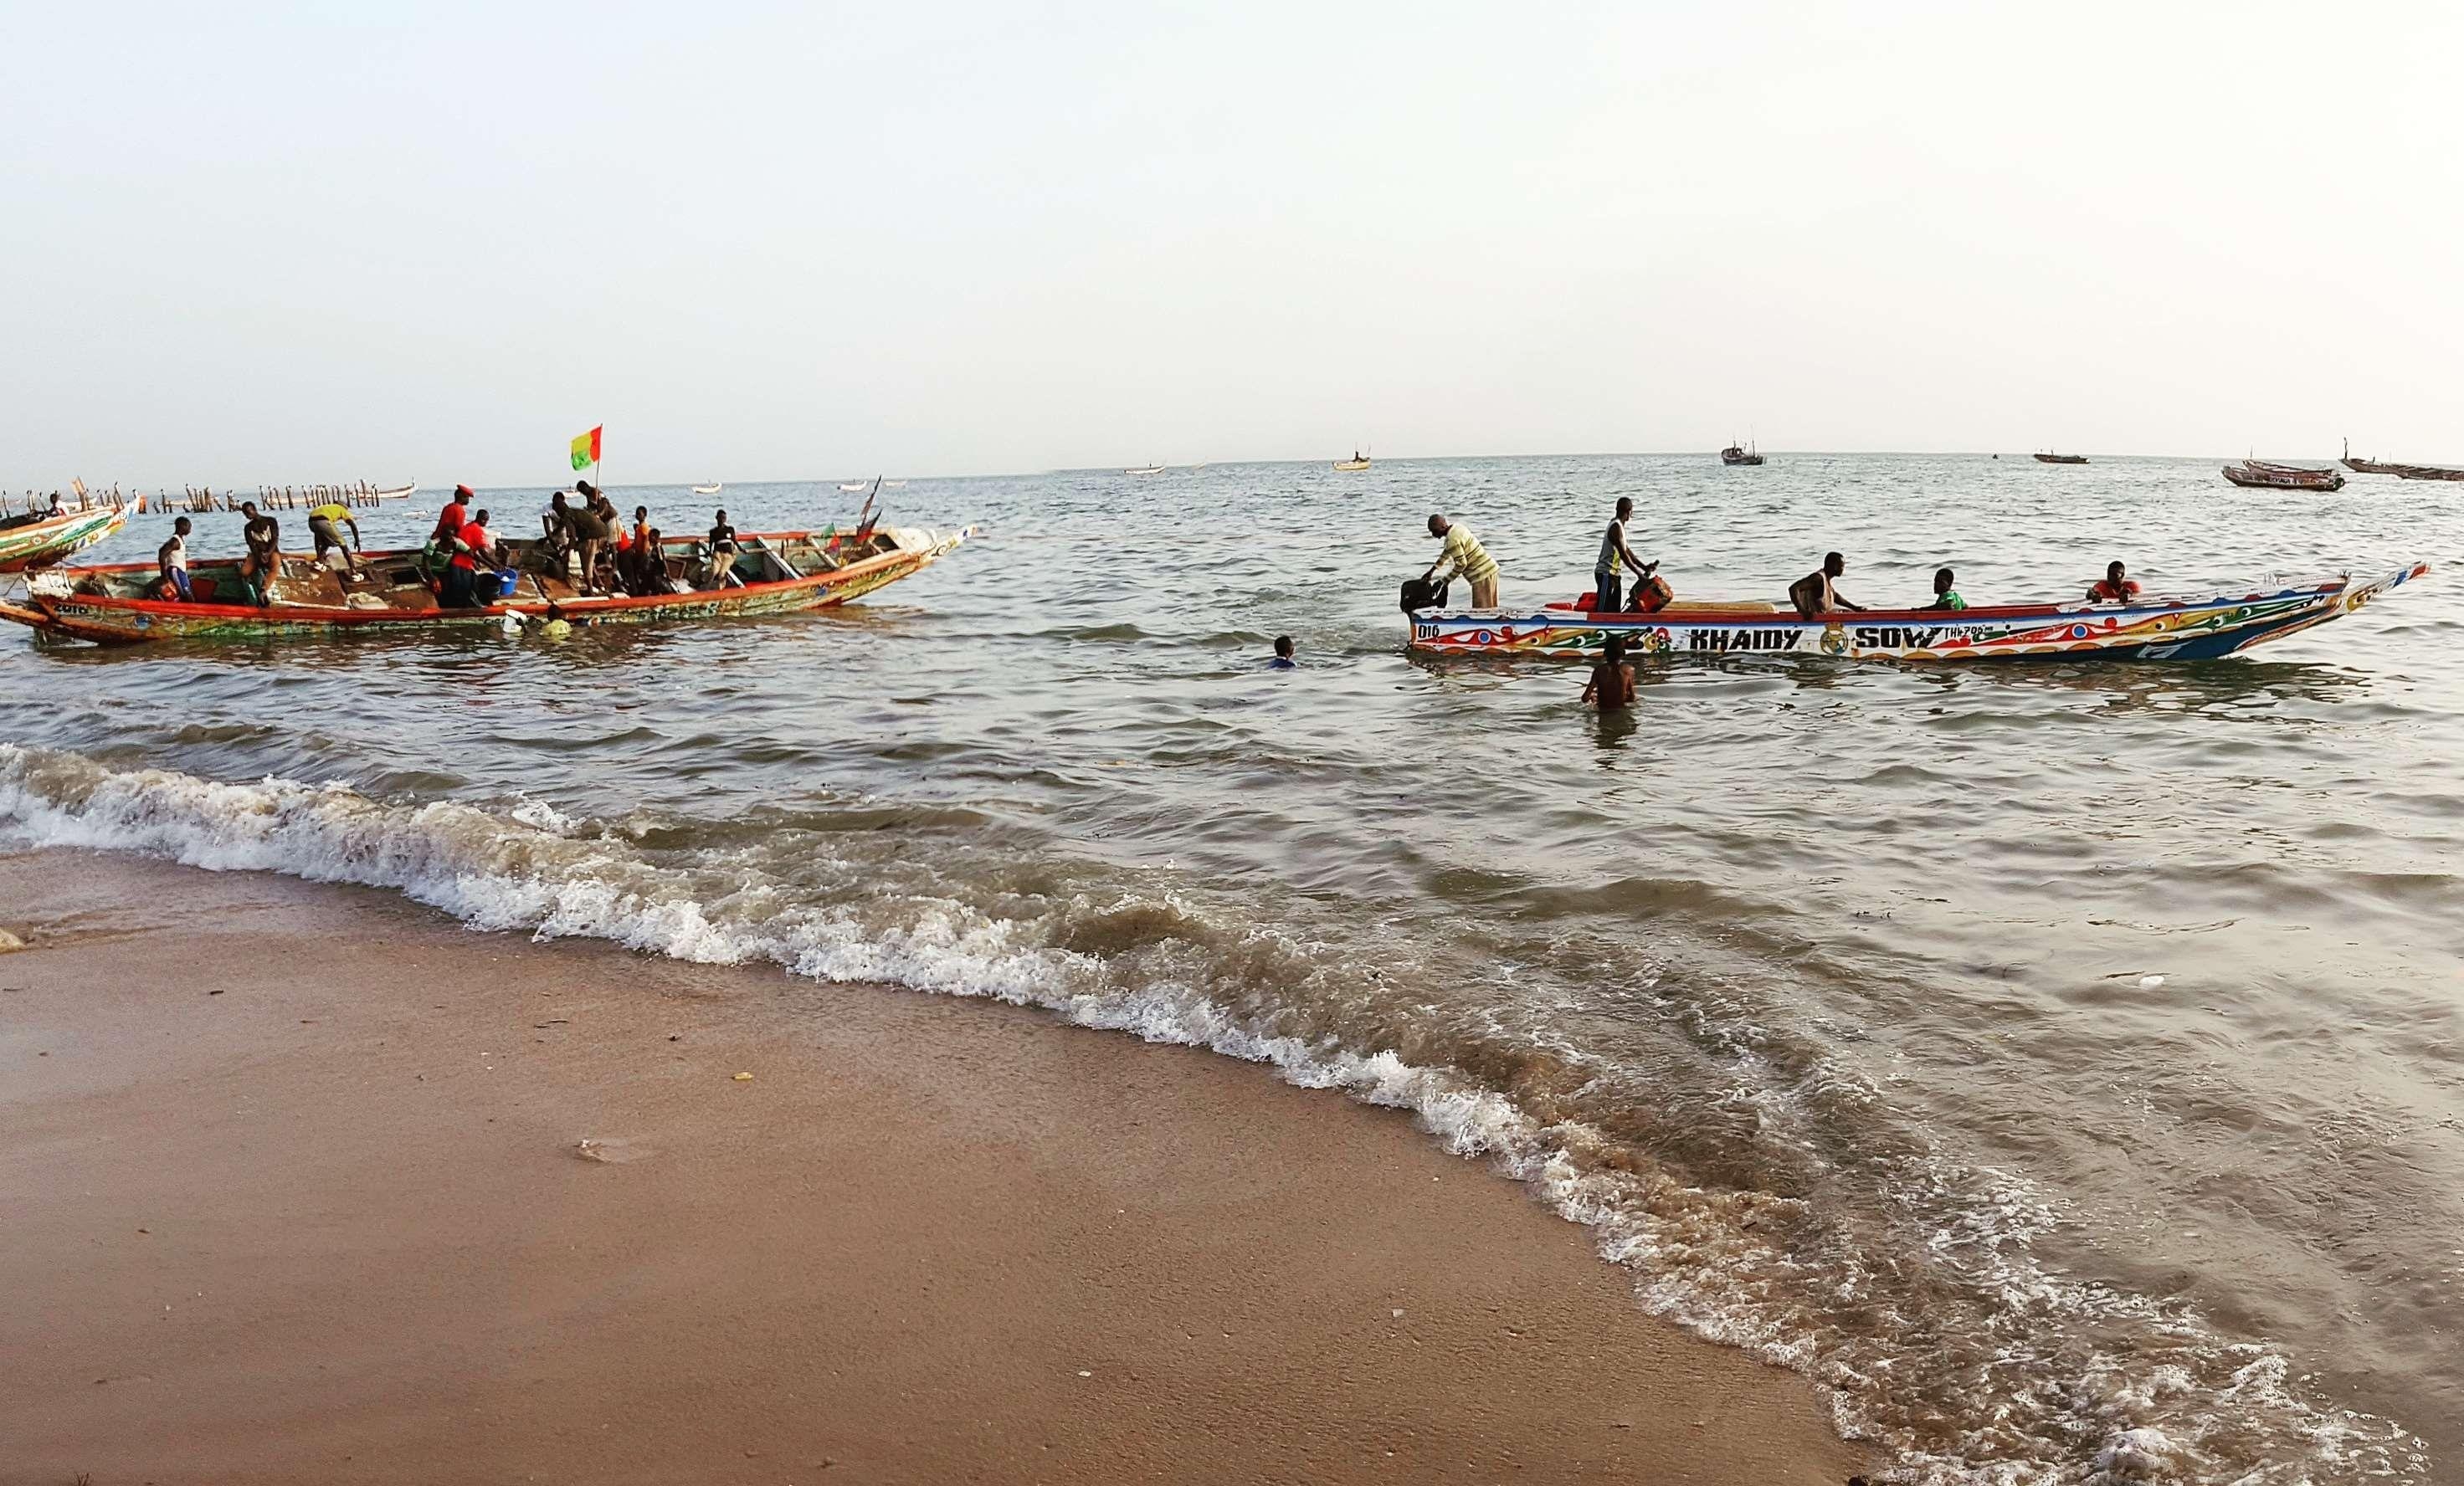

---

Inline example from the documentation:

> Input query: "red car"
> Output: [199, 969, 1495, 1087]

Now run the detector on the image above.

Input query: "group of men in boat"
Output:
[1420, 504, 2143, 623]
[153, 499, 363, 607]
[147, 481, 751, 608]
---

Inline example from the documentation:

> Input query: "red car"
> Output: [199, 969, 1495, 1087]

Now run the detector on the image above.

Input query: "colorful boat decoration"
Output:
[0, 503, 132, 572]
[1405, 566, 2429, 664]
[2223, 461, 2344, 491]
[0, 525, 972, 646]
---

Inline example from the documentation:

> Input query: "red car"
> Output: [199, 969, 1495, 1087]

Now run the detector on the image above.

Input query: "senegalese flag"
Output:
[569, 424, 603, 471]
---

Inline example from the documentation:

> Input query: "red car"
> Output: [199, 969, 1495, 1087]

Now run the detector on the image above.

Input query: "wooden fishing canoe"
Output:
[0, 504, 131, 572]
[1405, 566, 2430, 663]
[0, 525, 972, 645]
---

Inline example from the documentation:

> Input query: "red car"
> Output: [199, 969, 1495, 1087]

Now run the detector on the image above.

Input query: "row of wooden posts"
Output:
[3, 482, 407, 518]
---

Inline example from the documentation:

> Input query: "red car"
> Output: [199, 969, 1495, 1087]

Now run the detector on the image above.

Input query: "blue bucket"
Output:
[495, 570, 521, 599]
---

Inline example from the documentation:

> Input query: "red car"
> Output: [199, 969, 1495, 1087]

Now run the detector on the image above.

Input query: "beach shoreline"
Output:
[0, 847, 1870, 1484]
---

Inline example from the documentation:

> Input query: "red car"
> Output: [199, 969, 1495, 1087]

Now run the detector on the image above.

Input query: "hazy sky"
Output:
[5, 2, 2458, 485]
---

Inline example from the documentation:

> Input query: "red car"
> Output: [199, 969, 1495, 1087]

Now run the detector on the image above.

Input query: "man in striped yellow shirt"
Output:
[1424, 515, 1501, 608]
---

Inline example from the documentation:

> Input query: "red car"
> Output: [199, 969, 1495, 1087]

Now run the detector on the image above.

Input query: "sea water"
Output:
[3, 453, 2456, 1482]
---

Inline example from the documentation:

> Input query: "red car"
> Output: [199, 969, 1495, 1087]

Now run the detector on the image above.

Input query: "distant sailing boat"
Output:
[1124, 463, 1166, 475]
[691, 481, 722, 495]
[837, 481, 869, 492]
[1333, 448, 1372, 471]
[1720, 440, 1763, 466]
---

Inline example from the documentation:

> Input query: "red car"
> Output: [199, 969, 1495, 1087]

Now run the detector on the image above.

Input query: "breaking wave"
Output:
[0, 742, 2426, 1483]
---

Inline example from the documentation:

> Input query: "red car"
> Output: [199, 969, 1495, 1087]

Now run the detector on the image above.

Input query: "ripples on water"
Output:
[4, 454, 2458, 1481]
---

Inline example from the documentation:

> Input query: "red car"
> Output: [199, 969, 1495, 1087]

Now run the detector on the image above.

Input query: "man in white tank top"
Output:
[1594, 497, 1656, 612]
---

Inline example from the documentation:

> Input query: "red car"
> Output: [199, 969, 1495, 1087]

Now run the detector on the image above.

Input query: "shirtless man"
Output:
[1788, 551, 1866, 618]
[1582, 633, 1636, 710]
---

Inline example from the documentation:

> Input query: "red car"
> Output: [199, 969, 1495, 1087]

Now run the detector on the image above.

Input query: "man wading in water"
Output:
[1424, 515, 1500, 609]
[1593, 497, 1657, 612]
[1582, 633, 1636, 710]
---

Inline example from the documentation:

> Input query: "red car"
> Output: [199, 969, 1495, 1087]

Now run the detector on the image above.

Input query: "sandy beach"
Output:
[0, 847, 1866, 1485]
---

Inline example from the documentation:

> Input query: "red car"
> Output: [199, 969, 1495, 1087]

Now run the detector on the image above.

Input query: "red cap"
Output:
[454, 484, 475, 499]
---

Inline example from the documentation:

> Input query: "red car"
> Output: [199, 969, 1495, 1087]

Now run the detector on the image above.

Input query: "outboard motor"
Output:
[1400, 576, 1450, 612]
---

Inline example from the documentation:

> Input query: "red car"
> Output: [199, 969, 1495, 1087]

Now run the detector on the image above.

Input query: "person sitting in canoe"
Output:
[1924, 566, 1966, 611]
[1582, 634, 1635, 711]
[307, 500, 362, 577]
[2087, 560, 2142, 604]
[157, 517, 193, 602]
[239, 501, 283, 607]
[1424, 515, 1500, 610]
[1593, 497, 1657, 612]
[1788, 552, 1866, 618]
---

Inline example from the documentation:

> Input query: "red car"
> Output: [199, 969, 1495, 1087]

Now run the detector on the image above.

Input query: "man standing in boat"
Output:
[306, 499, 362, 578]
[238, 501, 283, 607]
[157, 516, 193, 602]
[425, 485, 473, 581]
[1424, 515, 1501, 609]
[1593, 497, 1657, 612]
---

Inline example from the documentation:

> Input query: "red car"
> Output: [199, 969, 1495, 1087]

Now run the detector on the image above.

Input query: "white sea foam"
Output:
[0, 742, 2428, 1485]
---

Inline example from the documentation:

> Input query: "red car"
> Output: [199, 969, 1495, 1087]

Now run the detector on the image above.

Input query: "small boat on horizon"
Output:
[2032, 452, 2089, 464]
[2340, 440, 2464, 480]
[1404, 566, 2427, 664]
[1720, 442, 1763, 467]
[1333, 449, 1371, 472]
[691, 482, 722, 495]
[0, 525, 973, 646]
[1124, 464, 1167, 476]
[837, 481, 870, 492]
[2223, 461, 2345, 491]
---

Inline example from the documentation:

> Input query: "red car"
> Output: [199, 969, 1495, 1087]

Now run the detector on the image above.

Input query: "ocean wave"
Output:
[0, 742, 2426, 1484]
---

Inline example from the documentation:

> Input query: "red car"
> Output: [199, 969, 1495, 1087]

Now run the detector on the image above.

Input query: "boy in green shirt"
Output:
[1925, 566, 1967, 611]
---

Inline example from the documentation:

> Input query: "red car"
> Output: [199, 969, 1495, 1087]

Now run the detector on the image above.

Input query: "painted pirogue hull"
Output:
[1406, 566, 2429, 663]
[0, 506, 129, 571]
[0, 527, 968, 645]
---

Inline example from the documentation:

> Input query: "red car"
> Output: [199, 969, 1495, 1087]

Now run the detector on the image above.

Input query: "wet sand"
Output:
[0, 848, 1866, 1485]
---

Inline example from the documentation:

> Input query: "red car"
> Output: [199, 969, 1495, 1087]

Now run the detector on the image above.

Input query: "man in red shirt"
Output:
[426, 484, 473, 581]
[2087, 560, 2143, 604]
[439, 505, 498, 609]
